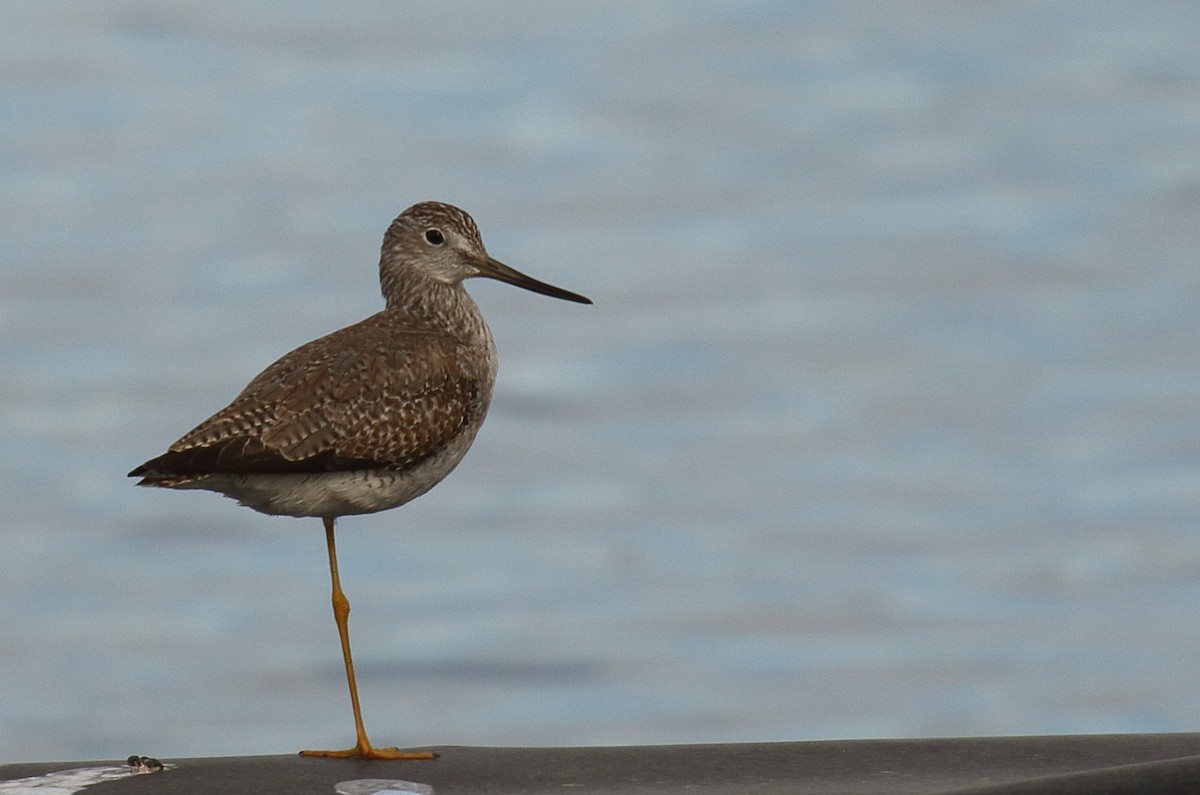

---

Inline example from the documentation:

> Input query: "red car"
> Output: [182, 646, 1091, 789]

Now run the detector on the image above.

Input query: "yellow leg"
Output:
[300, 517, 435, 760]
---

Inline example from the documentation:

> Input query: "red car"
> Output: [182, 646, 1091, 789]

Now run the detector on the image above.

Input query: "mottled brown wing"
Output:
[129, 312, 487, 478]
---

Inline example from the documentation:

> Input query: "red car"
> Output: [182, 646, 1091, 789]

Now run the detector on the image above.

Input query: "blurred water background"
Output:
[3, 1, 1200, 763]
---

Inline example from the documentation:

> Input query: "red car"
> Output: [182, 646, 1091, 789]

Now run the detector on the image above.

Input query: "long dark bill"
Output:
[478, 256, 592, 304]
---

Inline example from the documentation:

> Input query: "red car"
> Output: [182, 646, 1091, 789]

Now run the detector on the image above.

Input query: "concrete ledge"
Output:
[4, 734, 1200, 794]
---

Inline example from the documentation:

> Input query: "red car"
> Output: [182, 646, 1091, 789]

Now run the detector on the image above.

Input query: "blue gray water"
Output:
[3, 1, 1200, 762]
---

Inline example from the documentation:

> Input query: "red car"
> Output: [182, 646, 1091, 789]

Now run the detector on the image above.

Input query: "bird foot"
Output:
[300, 743, 436, 760]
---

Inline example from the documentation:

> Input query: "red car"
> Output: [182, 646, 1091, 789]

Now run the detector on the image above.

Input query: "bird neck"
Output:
[381, 272, 491, 344]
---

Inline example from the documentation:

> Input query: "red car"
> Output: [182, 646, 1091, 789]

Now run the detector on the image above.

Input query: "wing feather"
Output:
[130, 311, 491, 479]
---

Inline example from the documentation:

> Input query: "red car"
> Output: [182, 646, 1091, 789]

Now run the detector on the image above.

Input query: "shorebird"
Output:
[129, 201, 591, 760]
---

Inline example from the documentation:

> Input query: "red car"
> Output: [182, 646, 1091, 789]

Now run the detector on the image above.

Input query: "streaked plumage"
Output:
[129, 201, 590, 759]
[131, 311, 492, 517]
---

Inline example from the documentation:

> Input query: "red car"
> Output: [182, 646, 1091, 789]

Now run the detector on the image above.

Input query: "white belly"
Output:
[168, 442, 472, 519]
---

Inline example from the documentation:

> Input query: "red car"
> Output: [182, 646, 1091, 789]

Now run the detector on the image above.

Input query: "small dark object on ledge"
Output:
[126, 754, 165, 772]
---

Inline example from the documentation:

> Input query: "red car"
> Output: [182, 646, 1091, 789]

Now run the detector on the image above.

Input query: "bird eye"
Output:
[424, 228, 445, 246]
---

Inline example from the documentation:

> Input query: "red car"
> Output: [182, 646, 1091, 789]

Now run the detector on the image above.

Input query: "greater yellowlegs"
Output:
[130, 201, 591, 759]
